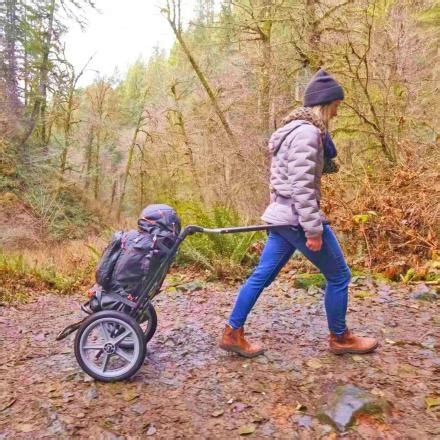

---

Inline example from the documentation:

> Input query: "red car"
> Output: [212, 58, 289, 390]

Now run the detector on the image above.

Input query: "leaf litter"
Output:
[0, 277, 439, 438]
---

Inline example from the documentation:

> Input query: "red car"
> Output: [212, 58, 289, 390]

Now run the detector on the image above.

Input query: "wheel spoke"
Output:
[100, 323, 110, 341]
[113, 329, 132, 345]
[115, 348, 134, 363]
[83, 345, 104, 350]
[101, 353, 110, 372]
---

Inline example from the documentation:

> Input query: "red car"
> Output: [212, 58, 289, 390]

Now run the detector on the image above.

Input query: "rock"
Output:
[131, 403, 148, 415]
[307, 285, 323, 296]
[238, 424, 256, 435]
[260, 422, 275, 437]
[412, 291, 438, 302]
[143, 423, 157, 436]
[432, 358, 440, 368]
[297, 415, 313, 428]
[85, 387, 98, 401]
[412, 283, 430, 294]
[411, 283, 438, 302]
[48, 419, 67, 436]
[253, 356, 268, 365]
[316, 385, 390, 432]
[177, 281, 204, 293]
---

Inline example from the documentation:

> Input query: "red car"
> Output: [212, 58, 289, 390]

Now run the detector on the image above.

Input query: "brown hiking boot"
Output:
[329, 329, 378, 355]
[219, 324, 265, 358]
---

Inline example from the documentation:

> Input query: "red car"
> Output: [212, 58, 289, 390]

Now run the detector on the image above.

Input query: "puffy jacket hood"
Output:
[138, 204, 181, 235]
[268, 120, 310, 156]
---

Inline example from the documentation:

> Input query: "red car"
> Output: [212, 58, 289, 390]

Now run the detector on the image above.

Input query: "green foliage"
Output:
[353, 211, 378, 224]
[174, 202, 265, 279]
[0, 251, 92, 303]
[293, 273, 326, 289]
[418, 2, 440, 28]
[401, 267, 416, 284]
[0, 175, 19, 192]
[24, 186, 97, 240]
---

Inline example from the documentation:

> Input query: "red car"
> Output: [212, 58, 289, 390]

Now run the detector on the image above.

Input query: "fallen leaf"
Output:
[250, 384, 266, 394]
[306, 359, 322, 369]
[251, 412, 268, 423]
[18, 423, 35, 433]
[123, 389, 140, 402]
[354, 291, 373, 299]
[211, 409, 224, 417]
[351, 355, 363, 362]
[238, 424, 256, 435]
[425, 397, 440, 409]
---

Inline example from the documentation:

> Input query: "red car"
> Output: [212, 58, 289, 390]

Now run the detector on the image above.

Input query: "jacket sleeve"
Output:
[286, 125, 323, 237]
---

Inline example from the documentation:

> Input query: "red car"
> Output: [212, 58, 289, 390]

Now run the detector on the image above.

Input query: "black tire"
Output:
[141, 302, 158, 342]
[118, 302, 158, 349]
[74, 310, 146, 382]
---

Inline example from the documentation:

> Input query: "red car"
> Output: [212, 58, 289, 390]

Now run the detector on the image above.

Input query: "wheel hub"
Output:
[104, 342, 116, 354]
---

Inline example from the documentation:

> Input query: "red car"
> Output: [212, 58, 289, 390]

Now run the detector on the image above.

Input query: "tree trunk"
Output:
[94, 131, 101, 200]
[117, 87, 149, 220]
[165, 5, 240, 153]
[169, 83, 205, 203]
[4, 0, 20, 112]
[60, 73, 76, 176]
[83, 128, 94, 190]
[258, 12, 272, 134]
[19, 0, 56, 149]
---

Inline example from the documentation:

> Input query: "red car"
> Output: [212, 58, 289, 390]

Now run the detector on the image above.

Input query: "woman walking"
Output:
[219, 69, 378, 358]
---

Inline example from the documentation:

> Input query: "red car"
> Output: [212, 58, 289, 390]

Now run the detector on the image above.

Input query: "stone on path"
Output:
[411, 284, 438, 302]
[317, 384, 390, 432]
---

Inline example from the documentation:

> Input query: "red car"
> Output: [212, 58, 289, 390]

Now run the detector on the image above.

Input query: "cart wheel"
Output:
[140, 302, 158, 342]
[74, 310, 146, 382]
[117, 302, 157, 349]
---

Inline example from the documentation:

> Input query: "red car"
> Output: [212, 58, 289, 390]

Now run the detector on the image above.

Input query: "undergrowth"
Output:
[322, 161, 439, 279]
[1, 145, 105, 242]
[0, 243, 97, 304]
[172, 201, 265, 280]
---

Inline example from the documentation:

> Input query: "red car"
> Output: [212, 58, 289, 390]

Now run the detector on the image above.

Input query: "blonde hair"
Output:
[310, 102, 337, 128]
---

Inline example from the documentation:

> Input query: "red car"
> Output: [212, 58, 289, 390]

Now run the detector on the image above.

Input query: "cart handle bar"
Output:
[132, 223, 296, 313]
[182, 223, 295, 236]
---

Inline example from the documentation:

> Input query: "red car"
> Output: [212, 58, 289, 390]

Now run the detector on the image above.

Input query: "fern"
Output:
[174, 202, 264, 278]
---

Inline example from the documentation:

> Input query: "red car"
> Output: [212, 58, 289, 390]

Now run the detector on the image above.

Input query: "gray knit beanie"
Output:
[303, 69, 344, 107]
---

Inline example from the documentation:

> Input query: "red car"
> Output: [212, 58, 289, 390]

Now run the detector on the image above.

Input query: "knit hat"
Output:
[303, 69, 344, 107]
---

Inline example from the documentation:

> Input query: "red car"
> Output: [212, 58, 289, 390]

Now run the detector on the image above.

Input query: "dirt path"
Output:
[1, 277, 439, 439]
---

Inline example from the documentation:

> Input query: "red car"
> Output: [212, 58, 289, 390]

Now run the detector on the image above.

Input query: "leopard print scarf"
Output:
[282, 107, 326, 139]
[282, 107, 339, 174]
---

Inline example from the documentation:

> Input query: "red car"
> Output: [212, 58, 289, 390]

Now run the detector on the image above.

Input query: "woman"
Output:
[219, 69, 378, 358]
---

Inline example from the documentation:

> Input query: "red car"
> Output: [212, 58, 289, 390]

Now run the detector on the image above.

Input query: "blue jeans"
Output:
[228, 225, 350, 335]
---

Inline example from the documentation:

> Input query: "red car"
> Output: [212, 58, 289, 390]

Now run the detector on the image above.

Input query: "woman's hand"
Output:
[306, 235, 322, 252]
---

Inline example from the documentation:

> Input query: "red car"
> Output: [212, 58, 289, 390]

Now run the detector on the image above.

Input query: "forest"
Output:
[1, 0, 439, 438]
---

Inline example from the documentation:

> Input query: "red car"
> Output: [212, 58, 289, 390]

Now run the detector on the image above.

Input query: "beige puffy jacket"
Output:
[261, 120, 326, 237]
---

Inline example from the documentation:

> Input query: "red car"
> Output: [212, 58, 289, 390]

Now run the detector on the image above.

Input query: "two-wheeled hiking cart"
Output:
[57, 223, 291, 382]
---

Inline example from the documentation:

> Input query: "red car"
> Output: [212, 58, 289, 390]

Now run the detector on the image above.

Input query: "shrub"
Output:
[173, 201, 265, 280]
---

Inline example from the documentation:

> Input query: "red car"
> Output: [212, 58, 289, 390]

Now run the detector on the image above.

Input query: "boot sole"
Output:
[330, 341, 379, 355]
[219, 344, 265, 359]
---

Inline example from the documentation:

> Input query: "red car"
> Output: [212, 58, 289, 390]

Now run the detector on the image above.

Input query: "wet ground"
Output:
[1, 276, 439, 439]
